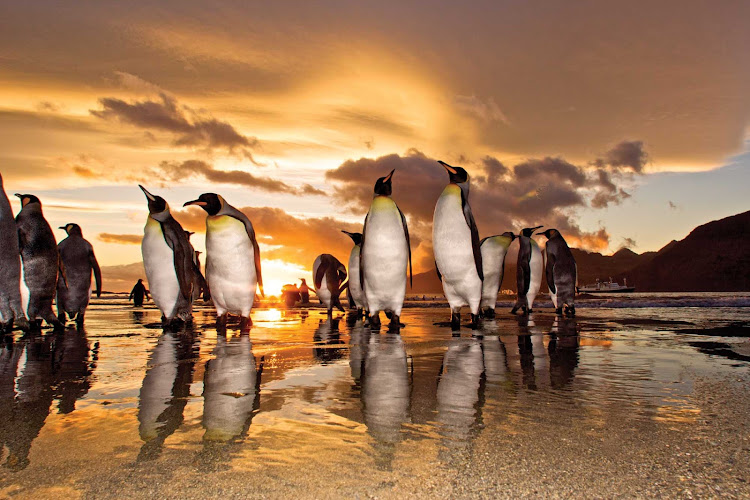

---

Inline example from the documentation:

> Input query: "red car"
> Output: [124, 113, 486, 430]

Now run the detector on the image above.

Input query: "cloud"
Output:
[90, 92, 261, 162]
[599, 140, 649, 173]
[668, 200, 678, 210]
[98, 233, 142, 244]
[618, 237, 638, 250]
[324, 147, 649, 261]
[172, 206, 364, 270]
[454, 95, 510, 125]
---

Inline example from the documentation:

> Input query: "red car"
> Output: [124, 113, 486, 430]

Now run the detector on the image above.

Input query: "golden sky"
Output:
[1, 1, 749, 293]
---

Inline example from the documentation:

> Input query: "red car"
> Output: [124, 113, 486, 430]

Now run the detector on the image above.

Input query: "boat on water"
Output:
[577, 278, 635, 293]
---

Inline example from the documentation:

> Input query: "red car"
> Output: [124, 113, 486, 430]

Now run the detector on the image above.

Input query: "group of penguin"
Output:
[310, 160, 578, 331]
[0, 174, 102, 333]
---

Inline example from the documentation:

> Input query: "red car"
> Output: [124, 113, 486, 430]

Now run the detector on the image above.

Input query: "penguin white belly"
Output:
[312, 256, 332, 309]
[363, 198, 408, 315]
[206, 216, 256, 317]
[142, 219, 180, 319]
[480, 241, 507, 309]
[526, 244, 543, 310]
[347, 246, 365, 309]
[19, 255, 30, 319]
[433, 186, 481, 310]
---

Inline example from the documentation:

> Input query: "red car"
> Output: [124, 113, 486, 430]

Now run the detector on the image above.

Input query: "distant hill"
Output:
[100, 262, 146, 293]
[410, 209, 750, 293]
[615, 210, 750, 291]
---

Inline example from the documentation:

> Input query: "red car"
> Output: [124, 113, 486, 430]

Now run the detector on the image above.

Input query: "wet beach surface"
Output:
[1, 298, 750, 498]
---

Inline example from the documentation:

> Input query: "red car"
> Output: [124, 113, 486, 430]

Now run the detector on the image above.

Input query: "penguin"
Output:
[184, 230, 209, 302]
[432, 160, 483, 330]
[0, 174, 26, 332]
[312, 254, 347, 316]
[360, 169, 412, 330]
[511, 226, 544, 316]
[139, 185, 198, 327]
[540, 228, 577, 316]
[56, 223, 101, 328]
[341, 230, 366, 316]
[479, 231, 516, 318]
[183, 193, 263, 332]
[14, 194, 63, 330]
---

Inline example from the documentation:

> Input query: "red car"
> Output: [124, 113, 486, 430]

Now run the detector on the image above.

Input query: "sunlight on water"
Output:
[0, 297, 749, 497]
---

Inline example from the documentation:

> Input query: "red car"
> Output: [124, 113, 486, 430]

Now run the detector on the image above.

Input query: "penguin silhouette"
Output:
[511, 226, 543, 316]
[540, 228, 577, 316]
[56, 223, 101, 328]
[0, 174, 26, 332]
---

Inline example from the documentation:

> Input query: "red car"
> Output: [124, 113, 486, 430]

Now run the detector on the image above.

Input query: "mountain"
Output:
[100, 262, 147, 293]
[615, 210, 750, 291]
[410, 209, 750, 293]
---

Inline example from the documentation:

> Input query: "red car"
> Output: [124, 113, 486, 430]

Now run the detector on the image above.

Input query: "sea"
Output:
[1, 292, 749, 498]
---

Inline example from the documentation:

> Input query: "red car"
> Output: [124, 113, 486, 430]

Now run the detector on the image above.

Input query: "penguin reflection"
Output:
[361, 333, 410, 469]
[137, 331, 197, 461]
[202, 334, 261, 443]
[348, 319, 369, 384]
[53, 328, 98, 414]
[0, 336, 56, 471]
[436, 337, 485, 459]
[313, 317, 344, 364]
[548, 317, 579, 389]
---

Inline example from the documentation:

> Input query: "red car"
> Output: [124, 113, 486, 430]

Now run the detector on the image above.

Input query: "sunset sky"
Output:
[1, 1, 749, 294]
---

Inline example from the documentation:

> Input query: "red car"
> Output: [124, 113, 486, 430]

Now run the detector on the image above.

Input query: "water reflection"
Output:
[313, 317, 344, 364]
[436, 337, 485, 461]
[1, 335, 55, 471]
[361, 333, 410, 469]
[348, 319, 369, 384]
[53, 329, 98, 414]
[548, 317, 579, 389]
[137, 331, 198, 461]
[202, 334, 261, 443]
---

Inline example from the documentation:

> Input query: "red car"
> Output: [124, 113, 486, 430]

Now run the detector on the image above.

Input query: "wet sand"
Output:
[1, 300, 749, 498]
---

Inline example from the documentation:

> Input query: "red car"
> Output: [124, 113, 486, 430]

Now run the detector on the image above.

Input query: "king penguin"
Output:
[312, 254, 347, 316]
[139, 185, 198, 328]
[479, 231, 516, 318]
[15, 194, 64, 330]
[540, 228, 577, 316]
[360, 169, 412, 330]
[184, 230, 209, 302]
[432, 160, 483, 330]
[342, 230, 366, 317]
[511, 226, 544, 316]
[0, 174, 27, 332]
[56, 223, 102, 328]
[183, 193, 263, 332]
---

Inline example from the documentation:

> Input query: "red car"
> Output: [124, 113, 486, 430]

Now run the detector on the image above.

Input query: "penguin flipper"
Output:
[89, 245, 102, 297]
[460, 190, 483, 281]
[359, 213, 368, 290]
[162, 221, 194, 301]
[435, 261, 442, 282]
[226, 206, 264, 297]
[545, 252, 557, 295]
[314, 258, 328, 290]
[397, 205, 413, 288]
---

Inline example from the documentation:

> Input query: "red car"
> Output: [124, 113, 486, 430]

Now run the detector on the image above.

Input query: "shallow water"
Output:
[1, 299, 749, 498]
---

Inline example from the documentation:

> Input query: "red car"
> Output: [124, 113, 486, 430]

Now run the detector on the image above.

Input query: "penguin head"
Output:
[183, 193, 223, 216]
[341, 230, 363, 246]
[520, 226, 543, 237]
[438, 161, 470, 185]
[139, 185, 170, 219]
[14, 193, 41, 208]
[373, 169, 395, 197]
[539, 228, 560, 240]
[501, 231, 517, 242]
[59, 223, 83, 236]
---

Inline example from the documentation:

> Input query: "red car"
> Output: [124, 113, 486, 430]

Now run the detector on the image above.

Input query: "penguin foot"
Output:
[58, 312, 67, 324]
[450, 312, 461, 331]
[388, 315, 403, 332]
[369, 313, 381, 330]
[76, 314, 85, 330]
[1, 322, 11, 334]
[555, 307, 563, 315]
[14, 316, 29, 332]
[239, 316, 252, 333]
[510, 306, 519, 315]
[567, 305, 576, 317]
[216, 314, 228, 334]
[470, 314, 480, 330]
[385, 311, 394, 320]
[482, 307, 495, 319]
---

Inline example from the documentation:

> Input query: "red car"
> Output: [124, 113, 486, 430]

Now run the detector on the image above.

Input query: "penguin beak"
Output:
[183, 200, 207, 207]
[139, 185, 156, 202]
[438, 161, 457, 175]
[384, 169, 395, 183]
[532, 225, 543, 233]
[58, 226, 66, 230]
[341, 230, 352, 236]
[14, 193, 22, 199]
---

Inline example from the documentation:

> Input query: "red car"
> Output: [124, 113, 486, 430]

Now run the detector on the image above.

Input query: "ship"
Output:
[576, 277, 635, 293]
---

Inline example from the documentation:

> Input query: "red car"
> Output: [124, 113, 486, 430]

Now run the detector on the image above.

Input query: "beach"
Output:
[1, 295, 749, 498]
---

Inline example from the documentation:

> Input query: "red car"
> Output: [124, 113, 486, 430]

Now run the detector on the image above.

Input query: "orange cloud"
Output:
[98, 233, 142, 245]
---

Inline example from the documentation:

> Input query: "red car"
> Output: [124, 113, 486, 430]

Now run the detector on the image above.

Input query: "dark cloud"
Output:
[618, 237, 638, 250]
[98, 233, 142, 245]
[600, 140, 649, 173]
[669, 200, 678, 210]
[324, 147, 650, 261]
[90, 93, 260, 161]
